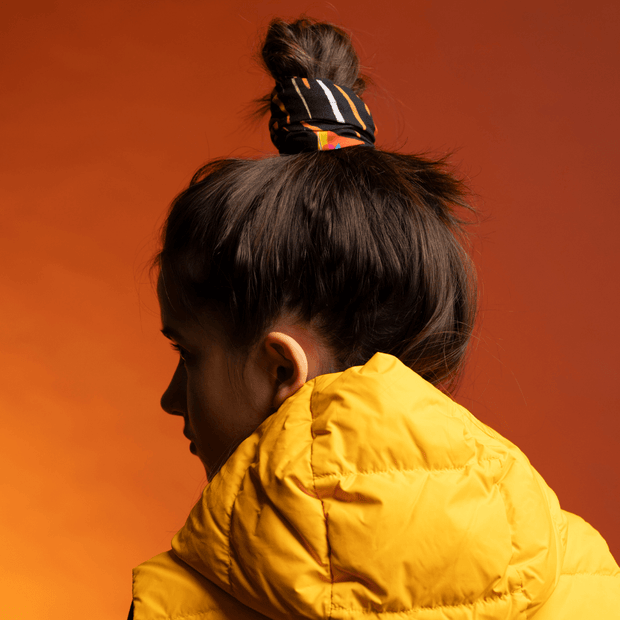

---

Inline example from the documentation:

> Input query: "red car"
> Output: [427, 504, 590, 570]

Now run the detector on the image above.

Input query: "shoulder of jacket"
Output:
[559, 512, 620, 577]
[530, 513, 620, 619]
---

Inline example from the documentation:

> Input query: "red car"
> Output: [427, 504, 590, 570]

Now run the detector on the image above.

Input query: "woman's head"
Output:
[158, 147, 476, 384]
[156, 17, 477, 478]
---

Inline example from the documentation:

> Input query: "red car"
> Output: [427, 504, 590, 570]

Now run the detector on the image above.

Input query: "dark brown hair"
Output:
[157, 18, 477, 392]
[254, 17, 367, 116]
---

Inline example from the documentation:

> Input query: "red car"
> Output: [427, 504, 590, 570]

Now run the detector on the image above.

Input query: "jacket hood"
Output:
[171, 353, 567, 619]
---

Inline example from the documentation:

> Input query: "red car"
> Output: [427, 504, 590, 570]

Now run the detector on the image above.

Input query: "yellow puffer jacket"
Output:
[133, 353, 620, 619]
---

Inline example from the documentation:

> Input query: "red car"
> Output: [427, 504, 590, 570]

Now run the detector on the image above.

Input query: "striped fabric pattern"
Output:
[269, 77, 376, 154]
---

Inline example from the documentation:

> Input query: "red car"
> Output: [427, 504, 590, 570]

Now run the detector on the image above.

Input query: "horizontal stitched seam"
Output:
[560, 572, 620, 577]
[171, 610, 229, 620]
[330, 588, 517, 613]
[313, 457, 501, 480]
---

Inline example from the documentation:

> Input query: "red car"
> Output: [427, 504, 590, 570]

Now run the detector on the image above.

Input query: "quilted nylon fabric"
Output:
[133, 353, 620, 619]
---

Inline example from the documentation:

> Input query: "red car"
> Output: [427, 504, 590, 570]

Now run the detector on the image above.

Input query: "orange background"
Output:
[1, 1, 619, 618]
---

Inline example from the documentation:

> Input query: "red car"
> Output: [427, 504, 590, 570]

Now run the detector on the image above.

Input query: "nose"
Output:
[160, 359, 187, 417]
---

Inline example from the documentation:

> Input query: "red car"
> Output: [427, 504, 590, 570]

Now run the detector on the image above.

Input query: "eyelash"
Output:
[170, 343, 187, 361]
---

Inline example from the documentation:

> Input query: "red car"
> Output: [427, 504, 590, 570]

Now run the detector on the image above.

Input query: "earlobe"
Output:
[264, 332, 309, 409]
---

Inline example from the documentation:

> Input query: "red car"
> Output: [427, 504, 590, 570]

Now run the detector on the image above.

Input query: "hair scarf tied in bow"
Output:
[269, 77, 376, 154]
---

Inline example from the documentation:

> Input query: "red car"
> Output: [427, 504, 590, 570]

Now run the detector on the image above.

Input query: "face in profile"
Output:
[157, 277, 276, 480]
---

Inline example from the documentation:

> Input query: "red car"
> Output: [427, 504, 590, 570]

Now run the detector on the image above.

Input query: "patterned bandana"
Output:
[269, 77, 376, 154]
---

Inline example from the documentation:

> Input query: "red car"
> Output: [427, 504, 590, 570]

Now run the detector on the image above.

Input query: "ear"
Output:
[263, 332, 309, 409]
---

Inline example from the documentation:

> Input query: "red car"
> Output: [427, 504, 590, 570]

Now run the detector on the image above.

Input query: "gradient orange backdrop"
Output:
[1, 1, 619, 618]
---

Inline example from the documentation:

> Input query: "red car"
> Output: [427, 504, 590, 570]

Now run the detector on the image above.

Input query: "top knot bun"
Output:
[260, 18, 367, 95]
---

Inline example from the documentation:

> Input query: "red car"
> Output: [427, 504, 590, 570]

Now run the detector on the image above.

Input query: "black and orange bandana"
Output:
[269, 77, 376, 154]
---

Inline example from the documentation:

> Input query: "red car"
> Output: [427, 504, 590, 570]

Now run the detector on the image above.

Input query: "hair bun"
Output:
[260, 18, 367, 95]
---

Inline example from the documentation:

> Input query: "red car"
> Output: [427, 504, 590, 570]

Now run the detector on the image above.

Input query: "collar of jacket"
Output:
[152, 352, 570, 619]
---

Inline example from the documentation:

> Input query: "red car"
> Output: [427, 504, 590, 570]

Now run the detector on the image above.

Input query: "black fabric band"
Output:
[269, 77, 376, 154]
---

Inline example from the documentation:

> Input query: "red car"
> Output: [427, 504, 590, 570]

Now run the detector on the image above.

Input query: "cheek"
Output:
[184, 368, 209, 426]
[183, 353, 271, 476]
[184, 363, 230, 443]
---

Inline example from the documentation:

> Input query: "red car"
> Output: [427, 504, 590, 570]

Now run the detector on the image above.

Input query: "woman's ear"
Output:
[263, 332, 309, 409]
